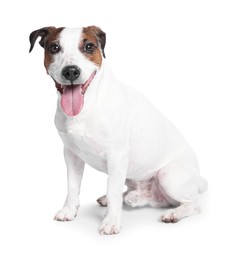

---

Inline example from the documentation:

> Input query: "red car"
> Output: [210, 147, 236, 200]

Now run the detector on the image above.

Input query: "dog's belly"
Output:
[58, 131, 107, 172]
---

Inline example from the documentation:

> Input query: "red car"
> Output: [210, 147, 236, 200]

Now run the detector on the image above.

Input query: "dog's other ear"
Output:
[86, 26, 106, 58]
[29, 27, 53, 53]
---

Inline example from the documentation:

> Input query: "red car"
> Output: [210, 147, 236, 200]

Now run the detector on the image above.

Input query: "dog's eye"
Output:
[49, 43, 60, 54]
[84, 42, 95, 53]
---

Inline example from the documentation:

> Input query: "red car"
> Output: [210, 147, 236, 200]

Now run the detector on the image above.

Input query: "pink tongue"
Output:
[61, 85, 84, 116]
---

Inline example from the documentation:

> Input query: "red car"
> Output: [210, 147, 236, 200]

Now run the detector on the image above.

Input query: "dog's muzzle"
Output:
[55, 70, 96, 117]
[62, 65, 81, 84]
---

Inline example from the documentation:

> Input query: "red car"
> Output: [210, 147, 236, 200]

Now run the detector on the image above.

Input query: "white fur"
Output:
[48, 28, 98, 85]
[50, 27, 207, 235]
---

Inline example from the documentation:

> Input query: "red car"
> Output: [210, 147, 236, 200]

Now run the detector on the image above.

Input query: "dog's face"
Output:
[29, 26, 106, 116]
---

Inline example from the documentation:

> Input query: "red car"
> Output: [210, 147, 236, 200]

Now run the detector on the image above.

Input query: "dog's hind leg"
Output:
[156, 163, 207, 223]
[97, 178, 170, 208]
[123, 179, 152, 207]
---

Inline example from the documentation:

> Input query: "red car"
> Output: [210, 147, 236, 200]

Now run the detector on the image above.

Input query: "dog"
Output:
[29, 26, 207, 235]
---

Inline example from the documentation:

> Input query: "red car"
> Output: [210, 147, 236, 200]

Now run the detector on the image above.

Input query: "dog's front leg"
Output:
[100, 154, 127, 235]
[54, 147, 85, 221]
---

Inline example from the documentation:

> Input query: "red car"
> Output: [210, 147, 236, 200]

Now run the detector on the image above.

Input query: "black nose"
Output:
[62, 66, 81, 83]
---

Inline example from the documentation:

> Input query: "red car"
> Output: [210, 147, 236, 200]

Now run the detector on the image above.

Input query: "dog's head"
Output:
[29, 26, 106, 116]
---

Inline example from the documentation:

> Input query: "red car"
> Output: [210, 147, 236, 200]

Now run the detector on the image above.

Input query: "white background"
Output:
[0, 0, 240, 259]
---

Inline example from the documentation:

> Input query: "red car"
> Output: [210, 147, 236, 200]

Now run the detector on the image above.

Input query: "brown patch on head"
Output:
[81, 26, 106, 67]
[43, 27, 64, 71]
[29, 27, 64, 71]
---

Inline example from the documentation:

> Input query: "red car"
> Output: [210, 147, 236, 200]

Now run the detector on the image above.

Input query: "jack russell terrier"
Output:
[29, 26, 207, 235]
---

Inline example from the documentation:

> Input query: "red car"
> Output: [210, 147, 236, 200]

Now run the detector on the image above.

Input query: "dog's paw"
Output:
[99, 216, 121, 235]
[124, 191, 139, 207]
[161, 209, 180, 223]
[96, 195, 107, 207]
[54, 206, 79, 221]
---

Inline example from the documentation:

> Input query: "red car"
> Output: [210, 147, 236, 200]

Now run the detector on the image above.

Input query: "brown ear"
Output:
[85, 26, 106, 58]
[29, 27, 54, 53]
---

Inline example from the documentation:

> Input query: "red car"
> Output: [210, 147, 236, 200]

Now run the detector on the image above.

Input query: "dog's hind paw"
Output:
[96, 195, 107, 207]
[161, 209, 180, 223]
[124, 191, 140, 207]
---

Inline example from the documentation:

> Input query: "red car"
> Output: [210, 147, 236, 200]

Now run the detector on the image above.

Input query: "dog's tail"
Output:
[198, 177, 208, 193]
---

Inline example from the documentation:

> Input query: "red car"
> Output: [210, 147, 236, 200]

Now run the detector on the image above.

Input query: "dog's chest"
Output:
[59, 130, 107, 172]
[55, 111, 109, 172]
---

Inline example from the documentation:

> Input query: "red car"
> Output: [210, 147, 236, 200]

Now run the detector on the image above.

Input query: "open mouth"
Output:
[54, 71, 96, 116]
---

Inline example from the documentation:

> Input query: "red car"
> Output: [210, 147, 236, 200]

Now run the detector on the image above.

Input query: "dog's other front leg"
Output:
[54, 147, 85, 221]
[100, 154, 127, 235]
